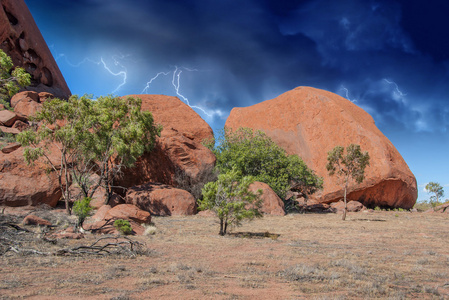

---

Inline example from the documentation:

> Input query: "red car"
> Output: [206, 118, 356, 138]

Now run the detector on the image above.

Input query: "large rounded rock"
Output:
[0, 0, 71, 99]
[225, 86, 417, 209]
[117, 95, 215, 188]
[0, 149, 62, 207]
[126, 182, 197, 216]
[104, 204, 152, 224]
[249, 181, 285, 216]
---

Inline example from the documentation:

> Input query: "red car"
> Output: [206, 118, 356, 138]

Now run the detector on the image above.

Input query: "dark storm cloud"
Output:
[26, 0, 449, 132]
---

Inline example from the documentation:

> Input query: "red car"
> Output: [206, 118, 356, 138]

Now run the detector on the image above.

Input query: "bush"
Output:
[199, 169, 263, 236]
[114, 219, 133, 235]
[211, 128, 322, 200]
[72, 197, 92, 229]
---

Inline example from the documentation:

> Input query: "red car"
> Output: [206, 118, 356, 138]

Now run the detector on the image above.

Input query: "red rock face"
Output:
[225, 86, 417, 209]
[117, 95, 216, 188]
[126, 182, 197, 216]
[249, 181, 285, 216]
[0, 149, 62, 207]
[0, 0, 71, 99]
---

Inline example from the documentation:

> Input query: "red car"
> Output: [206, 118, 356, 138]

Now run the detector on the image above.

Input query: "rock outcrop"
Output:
[0, 149, 62, 207]
[225, 86, 417, 209]
[249, 181, 285, 216]
[117, 95, 216, 188]
[126, 182, 197, 216]
[0, 0, 71, 99]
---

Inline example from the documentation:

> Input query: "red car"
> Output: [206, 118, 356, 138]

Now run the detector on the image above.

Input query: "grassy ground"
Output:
[0, 210, 448, 299]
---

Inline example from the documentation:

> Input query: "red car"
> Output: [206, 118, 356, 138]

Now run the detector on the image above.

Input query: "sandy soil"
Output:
[1, 210, 448, 299]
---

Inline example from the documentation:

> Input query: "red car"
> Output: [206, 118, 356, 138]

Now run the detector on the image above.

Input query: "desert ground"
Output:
[1, 210, 448, 299]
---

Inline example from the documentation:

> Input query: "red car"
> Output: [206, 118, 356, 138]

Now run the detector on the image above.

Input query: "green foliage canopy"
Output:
[198, 169, 263, 236]
[17, 95, 161, 214]
[209, 127, 323, 199]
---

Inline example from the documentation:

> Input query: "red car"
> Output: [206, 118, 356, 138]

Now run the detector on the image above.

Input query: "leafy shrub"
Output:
[199, 169, 263, 236]
[114, 219, 133, 235]
[210, 127, 322, 200]
[72, 197, 92, 228]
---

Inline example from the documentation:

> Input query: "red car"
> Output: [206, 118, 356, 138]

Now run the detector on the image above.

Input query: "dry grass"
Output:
[1, 210, 448, 299]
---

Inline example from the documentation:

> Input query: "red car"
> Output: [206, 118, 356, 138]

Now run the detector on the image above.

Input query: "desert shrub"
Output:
[210, 127, 322, 200]
[72, 197, 92, 229]
[114, 219, 133, 235]
[199, 169, 263, 236]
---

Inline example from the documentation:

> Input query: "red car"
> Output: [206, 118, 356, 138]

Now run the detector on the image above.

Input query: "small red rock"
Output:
[0, 110, 17, 127]
[23, 214, 52, 226]
[1, 142, 21, 154]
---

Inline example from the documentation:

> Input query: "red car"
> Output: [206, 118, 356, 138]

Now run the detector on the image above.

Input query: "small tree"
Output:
[425, 182, 444, 208]
[72, 197, 93, 230]
[0, 49, 31, 109]
[198, 169, 263, 236]
[326, 144, 370, 220]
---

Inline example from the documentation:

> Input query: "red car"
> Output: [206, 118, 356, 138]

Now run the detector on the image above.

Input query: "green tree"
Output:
[198, 169, 263, 236]
[0, 49, 31, 109]
[17, 95, 161, 214]
[425, 182, 444, 208]
[210, 128, 323, 200]
[72, 197, 93, 230]
[326, 144, 370, 220]
[17, 95, 95, 214]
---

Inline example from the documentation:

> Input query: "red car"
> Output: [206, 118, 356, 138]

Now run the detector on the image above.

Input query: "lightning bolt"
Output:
[142, 66, 222, 118]
[339, 85, 358, 102]
[100, 55, 127, 94]
[383, 78, 406, 98]
[141, 71, 171, 94]
[52, 47, 128, 94]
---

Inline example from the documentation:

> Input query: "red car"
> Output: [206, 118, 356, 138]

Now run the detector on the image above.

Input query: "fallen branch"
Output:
[4, 236, 148, 257]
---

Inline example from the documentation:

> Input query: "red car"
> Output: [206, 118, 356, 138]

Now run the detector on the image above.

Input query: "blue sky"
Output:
[25, 0, 449, 202]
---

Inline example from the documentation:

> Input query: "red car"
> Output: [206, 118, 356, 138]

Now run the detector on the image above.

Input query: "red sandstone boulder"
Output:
[249, 181, 285, 216]
[104, 204, 152, 225]
[126, 182, 197, 216]
[330, 200, 366, 213]
[296, 198, 333, 213]
[0, 0, 71, 99]
[225, 86, 417, 209]
[13, 95, 41, 118]
[0, 110, 17, 126]
[89, 205, 112, 223]
[0, 147, 62, 207]
[0, 126, 20, 135]
[12, 120, 30, 131]
[22, 214, 52, 226]
[1, 142, 21, 154]
[117, 95, 215, 188]
[10, 91, 39, 108]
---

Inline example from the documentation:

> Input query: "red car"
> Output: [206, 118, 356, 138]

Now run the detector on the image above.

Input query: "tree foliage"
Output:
[17, 95, 161, 214]
[0, 49, 31, 109]
[198, 169, 263, 236]
[209, 127, 323, 200]
[72, 197, 93, 229]
[425, 182, 444, 207]
[326, 144, 370, 220]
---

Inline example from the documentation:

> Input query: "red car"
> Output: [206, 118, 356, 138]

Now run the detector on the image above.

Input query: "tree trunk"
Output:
[219, 218, 224, 236]
[342, 182, 348, 221]
[224, 221, 228, 236]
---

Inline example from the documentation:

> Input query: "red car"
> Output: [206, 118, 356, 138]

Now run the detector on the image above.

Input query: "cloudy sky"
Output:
[25, 0, 449, 202]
